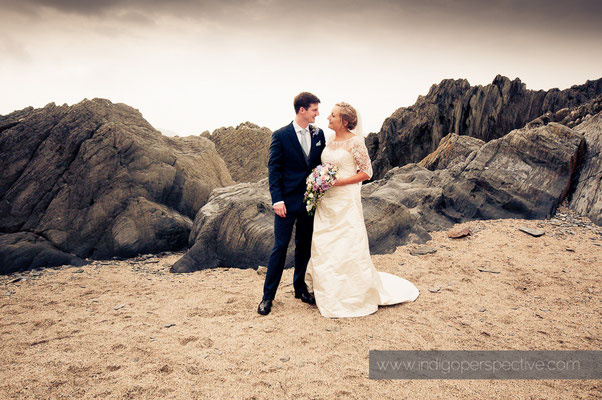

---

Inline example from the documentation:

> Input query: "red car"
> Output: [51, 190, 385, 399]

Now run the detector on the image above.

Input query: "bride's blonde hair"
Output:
[335, 102, 358, 131]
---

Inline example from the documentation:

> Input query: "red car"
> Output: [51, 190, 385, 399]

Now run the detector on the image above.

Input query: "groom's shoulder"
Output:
[273, 122, 293, 136]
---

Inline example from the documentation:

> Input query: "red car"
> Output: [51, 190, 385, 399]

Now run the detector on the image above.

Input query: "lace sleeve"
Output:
[350, 136, 373, 179]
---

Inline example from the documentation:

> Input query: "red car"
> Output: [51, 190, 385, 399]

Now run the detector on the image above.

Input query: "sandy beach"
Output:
[1, 206, 600, 399]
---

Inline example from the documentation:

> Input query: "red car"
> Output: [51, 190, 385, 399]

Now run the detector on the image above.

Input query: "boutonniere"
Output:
[308, 124, 319, 138]
[316, 141, 322, 146]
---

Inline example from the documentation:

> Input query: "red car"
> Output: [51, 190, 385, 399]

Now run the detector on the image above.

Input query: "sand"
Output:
[1, 206, 601, 399]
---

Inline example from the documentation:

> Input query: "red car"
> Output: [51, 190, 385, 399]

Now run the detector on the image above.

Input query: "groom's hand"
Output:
[274, 203, 287, 218]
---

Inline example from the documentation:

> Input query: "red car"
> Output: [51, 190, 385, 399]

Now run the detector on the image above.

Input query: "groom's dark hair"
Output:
[294, 92, 320, 114]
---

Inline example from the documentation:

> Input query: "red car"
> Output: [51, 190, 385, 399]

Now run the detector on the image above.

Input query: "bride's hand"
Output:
[332, 172, 369, 187]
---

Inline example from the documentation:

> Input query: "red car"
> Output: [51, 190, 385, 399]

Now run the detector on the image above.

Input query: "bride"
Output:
[305, 102, 419, 318]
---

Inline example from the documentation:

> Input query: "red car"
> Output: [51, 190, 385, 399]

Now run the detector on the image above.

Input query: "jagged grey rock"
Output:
[0, 98, 233, 273]
[361, 164, 453, 244]
[0, 232, 85, 274]
[367, 75, 602, 179]
[526, 95, 602, 129]
[410, 246, 438, 256]
[170, 179, 281, 272]
[418, 133, 485, 171]
[518, 227, 545, 237]
[439, 122, 585, 220]
[569, 112, 602, 225]
[202, 122, 272, 183]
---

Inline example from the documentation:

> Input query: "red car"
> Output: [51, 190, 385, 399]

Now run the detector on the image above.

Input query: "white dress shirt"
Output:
[292, 120, 312, 154]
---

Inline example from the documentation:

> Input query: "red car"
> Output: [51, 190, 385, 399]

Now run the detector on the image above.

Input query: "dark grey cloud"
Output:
[22, 0, 124, 14]
[445, 1, 600, 28]
[1, 0, 252, 18]
[2, 0, 600, 21]
[1, 0, 601, 35]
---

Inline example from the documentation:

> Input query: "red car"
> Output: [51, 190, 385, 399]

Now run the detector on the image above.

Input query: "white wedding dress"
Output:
[305, 134, 419, 318]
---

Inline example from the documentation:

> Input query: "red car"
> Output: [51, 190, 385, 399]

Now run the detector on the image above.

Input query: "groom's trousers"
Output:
[263, 211, 314, 300]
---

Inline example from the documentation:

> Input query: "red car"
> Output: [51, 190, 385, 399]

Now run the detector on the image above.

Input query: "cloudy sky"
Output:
[1, 0, 601, 135]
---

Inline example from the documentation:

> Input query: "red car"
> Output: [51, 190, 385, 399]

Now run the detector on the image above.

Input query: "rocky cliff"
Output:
[0, 99, 233, 273]
[202, 122, 272, 183]
[172, 120, 585, 272]
[569, 112, 602, 225]
[367, 75, 602, 179]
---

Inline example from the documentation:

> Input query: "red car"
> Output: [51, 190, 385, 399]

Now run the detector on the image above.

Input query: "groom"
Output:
[258, 92, 326, 315]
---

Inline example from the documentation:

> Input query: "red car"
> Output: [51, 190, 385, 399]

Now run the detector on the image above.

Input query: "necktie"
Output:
[299, 128, 309, 157]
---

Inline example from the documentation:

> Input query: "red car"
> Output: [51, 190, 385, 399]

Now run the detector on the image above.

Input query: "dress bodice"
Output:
[321, 134, 373, 180]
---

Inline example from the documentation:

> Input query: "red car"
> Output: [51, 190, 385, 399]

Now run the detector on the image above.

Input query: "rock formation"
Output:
[202, 122, 272, 183]
[170, 179, 280, 272]
[437, 122, 584, 220]
[0, 232, 86, 272]
[569, 112, 602, 225]
[3, 76, 599, 274]
[367, 76, 602, 179]
[172, 121, 584, 272]
[418, 133, 484, 171]
[0, 99, 233, 274]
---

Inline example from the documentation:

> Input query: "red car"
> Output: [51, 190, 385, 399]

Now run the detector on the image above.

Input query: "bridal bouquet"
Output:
[304, 162, 338, 216]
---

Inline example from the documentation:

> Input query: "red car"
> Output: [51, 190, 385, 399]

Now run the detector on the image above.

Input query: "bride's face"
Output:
[327, 106, 345, 131]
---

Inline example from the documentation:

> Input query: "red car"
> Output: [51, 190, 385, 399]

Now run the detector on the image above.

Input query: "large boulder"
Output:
[361, 164, 454, 245]
[171, 120, 586, 272]
[0, 98, 234, 273]
[0, 232, 85, 274]
[569, 112, 602, 225]
[418, 133, 484, 171]
[202, 122, 272, 183]
[367, 76, 602, 179]
[439, 122, 585, 220]
[170, 179, 279, 272]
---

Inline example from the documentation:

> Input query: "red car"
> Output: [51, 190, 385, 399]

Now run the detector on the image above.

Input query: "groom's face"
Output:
[301, 103, 320, 124]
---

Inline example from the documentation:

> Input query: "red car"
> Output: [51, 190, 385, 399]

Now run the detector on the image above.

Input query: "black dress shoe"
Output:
[295, 292, 316, 305]
[257, 299, 272, 315]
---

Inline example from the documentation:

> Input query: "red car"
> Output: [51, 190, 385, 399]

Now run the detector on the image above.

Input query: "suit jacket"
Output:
[268, 122, 326, 215]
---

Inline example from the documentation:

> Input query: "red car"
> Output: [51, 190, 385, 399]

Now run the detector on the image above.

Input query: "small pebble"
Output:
[410, 246, 437, 256]
[478, 268, 500, 274]
[519, 227, 545, 237]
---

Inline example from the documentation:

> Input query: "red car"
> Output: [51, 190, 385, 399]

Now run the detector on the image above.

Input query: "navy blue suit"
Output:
[263, 122, 326, 300]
